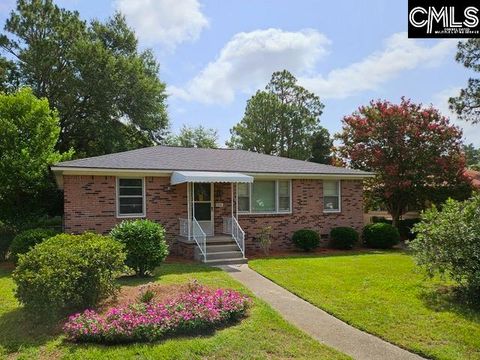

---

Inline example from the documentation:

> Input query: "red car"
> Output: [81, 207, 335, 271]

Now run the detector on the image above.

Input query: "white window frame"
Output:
[237, 180, 292, 215]
[116, 177, 146, 218]
[237, 182, 251, 213]
[323, 180, 341, 213]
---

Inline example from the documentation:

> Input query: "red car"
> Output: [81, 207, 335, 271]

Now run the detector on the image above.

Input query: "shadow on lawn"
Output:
[119, 263, 223, 287]
[61, 316, 245, 356]
[0, 307, 60, 353]
[0, 265, 14, 279]
[252, 249, 405, 261]
[419, 285, 480, 323]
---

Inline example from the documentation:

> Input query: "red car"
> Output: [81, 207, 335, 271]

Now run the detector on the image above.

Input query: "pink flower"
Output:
[63, 282, 250, 343]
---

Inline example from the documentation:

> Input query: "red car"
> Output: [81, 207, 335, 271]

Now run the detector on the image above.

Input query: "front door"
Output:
[191, 183, 214, 236]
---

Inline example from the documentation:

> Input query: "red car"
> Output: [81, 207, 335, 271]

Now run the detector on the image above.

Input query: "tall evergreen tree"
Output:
[449, 39, 480, 123]
[228, 70, 329, 161]
[0, 0, 168, 157]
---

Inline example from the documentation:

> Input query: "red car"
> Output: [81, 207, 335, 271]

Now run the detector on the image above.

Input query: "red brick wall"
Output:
[238, 179, 364, 254]
[64, 175, 117, 234]
[64, 175, 187, 253]
[63, 176, 363, 257]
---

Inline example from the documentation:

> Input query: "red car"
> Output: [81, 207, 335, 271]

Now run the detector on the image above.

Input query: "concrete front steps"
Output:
[194, 235, 247, 265]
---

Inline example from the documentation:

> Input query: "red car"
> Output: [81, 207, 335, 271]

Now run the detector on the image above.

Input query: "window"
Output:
[252, 181, 276, 212]
[117, 178, 145, 217]
[323, 180, 340, 212]
[278, 180, 291, 212]
[238, 180, 291, 214]
[238, 183, 250, 212]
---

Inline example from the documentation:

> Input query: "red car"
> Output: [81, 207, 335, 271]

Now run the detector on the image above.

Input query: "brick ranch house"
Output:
[51, 146, 373, 264]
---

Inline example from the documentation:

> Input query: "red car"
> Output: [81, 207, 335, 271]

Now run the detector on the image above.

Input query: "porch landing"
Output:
[177, 235, 247, 265]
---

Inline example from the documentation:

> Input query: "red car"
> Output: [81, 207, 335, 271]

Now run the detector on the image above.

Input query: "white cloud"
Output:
[299, 33, 455, 99]
[432, 87, 480, 147]
[115, 0, 208, 49]
[169, 28, 331, 103]
[171, 31, 456, 104]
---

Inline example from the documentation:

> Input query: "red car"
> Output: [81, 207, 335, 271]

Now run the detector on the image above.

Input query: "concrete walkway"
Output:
[219, 264, 424, 360]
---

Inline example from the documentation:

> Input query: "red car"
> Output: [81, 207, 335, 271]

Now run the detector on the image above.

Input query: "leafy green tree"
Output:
[165, 125, 219, 148]
[0, 56, 18, 92]
[449, 39, 480, 123]
[411, 196, 480, 300]
[0, 88, 72, 225]
[464, 143, 480, 170]
[0, 0, 168, 157]
[337, 98, 471, 228]
[228, 70, 325, 160]
[310, 128, 332, 164]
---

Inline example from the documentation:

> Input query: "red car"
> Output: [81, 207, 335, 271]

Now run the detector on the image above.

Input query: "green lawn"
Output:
[249, 252, 480, 360]
[0, 263, 348, 360]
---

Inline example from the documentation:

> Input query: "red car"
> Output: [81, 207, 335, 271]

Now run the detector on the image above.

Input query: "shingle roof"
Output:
[53, 146, 372, 176]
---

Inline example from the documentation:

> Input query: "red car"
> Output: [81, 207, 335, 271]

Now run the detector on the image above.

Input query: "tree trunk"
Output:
[392, 214, 400, 229]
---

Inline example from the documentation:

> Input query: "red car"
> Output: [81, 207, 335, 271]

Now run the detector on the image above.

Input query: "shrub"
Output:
[9, 228, 57, 264]
[110, 219, 169, 276]
[410, 196, 480, 299]
[13, 233, 126, 316]
[138, 286, 155, 304]
[64, 282, 250, 343]
[398, 218, 420, 240]
[0, 222, 16, 261]
[362, 223, 400, 249]
[292, 229, 320, 251]
[256, 226, 272, 256]
[330, 227, 359, 249]
[371, 217, 420, 240]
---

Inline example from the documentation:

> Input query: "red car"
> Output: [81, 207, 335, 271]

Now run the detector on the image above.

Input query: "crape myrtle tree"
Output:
[449, 39, 480, 123]
[228, 70, 331, 162]
[0, 0, 168, 158]
[337, 98, 471, 228]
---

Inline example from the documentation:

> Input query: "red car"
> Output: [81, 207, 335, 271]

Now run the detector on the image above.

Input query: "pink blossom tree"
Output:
[337, 98, 471, 228]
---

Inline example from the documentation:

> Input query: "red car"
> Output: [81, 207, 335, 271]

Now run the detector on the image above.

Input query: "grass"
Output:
[0, 263, 348, 360]
[249, 251, 480, 360]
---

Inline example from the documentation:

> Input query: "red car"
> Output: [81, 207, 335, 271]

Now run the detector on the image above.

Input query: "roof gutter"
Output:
[50, 166, 374, 189]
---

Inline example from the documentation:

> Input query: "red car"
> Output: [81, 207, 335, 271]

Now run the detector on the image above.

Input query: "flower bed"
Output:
[63, 283, 250, 343]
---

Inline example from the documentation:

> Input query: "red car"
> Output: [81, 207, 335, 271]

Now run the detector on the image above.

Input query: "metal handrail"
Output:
[192, 217, 207, 262]
[179, 218, 190, 238]
[231, 216, 245, 258]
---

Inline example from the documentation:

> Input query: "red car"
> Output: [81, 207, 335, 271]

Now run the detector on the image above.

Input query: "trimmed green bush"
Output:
[411, 196, 480, 299]
[371, 217, 420, 240]
[13, 233, 126, 317]
[363, 223, 400, 249]
[110, 219, 169, 276]
[9, 228, 57, 264]
[292, 229, 320, 251]
[330, 227, 359, 249]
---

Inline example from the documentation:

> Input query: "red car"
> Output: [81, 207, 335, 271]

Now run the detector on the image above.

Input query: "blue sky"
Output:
[1, 0, 479, 146]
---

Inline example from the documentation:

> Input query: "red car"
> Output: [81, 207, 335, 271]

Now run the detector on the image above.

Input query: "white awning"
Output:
[171, 171, 253, 185]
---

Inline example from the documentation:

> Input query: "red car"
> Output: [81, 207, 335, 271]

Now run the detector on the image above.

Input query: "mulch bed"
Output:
[99, 283, 194, 312]
[0, 261, 15, 270]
